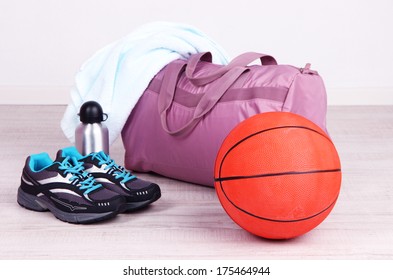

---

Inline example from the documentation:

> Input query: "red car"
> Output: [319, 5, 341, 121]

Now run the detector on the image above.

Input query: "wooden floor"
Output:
[0, 105, 392, 260]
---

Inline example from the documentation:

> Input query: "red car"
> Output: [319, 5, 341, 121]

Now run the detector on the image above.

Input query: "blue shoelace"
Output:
[58, 156, 102, 195]
[91, 152, 136, 184]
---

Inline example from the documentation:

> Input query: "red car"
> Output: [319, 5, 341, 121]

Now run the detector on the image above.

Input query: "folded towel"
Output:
[61, 22, 229, 145]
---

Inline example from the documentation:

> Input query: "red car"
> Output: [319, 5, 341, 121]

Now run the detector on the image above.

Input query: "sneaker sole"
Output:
[123, 190, 161, 212]
[17, 188, 119, 224]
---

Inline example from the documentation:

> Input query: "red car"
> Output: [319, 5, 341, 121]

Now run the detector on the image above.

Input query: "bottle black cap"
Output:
[78, 101, 108, 124]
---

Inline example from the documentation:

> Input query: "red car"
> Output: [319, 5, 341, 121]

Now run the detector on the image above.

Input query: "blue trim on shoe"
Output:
[29, 153, 53, 172]
[60, 146, 83, 160]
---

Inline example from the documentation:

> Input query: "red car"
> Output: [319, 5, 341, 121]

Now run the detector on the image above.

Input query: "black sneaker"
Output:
[17, 152, 125, 224]
[58, 147, 161, 212]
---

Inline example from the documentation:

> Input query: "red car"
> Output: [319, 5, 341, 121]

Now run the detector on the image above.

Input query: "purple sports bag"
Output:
[122, 52, 328, 186]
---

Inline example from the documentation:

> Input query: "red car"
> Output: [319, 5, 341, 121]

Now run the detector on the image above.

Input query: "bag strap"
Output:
[228, 52, 277, 67]
[157, 60, 187, 119]
[158, 60, 249, 136]
[185, 52, 277, 86]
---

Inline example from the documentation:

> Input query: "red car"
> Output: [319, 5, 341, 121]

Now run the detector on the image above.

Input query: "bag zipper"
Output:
[299, 63, 318, 75]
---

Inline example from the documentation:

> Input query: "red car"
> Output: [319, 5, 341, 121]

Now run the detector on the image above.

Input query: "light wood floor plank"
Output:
[0, 105, 392, 259]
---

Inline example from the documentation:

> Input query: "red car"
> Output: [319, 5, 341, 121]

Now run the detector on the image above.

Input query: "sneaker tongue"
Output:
[46, 155, 72, 174]
[54, 156, 89, 183]
[54, 152, 79, 169]
[55, 147, 83, 162]
[54, 155, 73, 168]
[55, 150, 64, 162]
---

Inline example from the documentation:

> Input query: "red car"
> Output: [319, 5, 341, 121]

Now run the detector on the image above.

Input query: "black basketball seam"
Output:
[219, 181, 338, 223]
[218, 125, 334, 185]
[215, 168, 341, 182]
[217, 125, 339, 223]
[218, 125, 338, 186]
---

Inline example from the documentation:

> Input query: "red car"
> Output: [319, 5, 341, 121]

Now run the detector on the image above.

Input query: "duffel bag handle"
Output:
[158, 60, 249, 136]
[185, 52, 277, 86]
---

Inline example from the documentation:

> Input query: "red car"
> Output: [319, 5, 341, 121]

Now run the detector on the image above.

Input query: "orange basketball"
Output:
[214, 112, 341, 239]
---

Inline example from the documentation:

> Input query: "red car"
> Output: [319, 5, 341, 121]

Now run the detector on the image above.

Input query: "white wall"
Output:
[0, 0, 392, 105]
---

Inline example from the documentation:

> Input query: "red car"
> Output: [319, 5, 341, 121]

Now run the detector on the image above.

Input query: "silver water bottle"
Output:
[75, 101, 109, 155]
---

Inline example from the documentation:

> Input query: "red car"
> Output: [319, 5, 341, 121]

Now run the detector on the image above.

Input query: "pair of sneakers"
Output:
[17, 146, 161, 224]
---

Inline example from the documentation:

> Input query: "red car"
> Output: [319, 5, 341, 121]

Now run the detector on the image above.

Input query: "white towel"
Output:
[61, 22, 229, 145]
